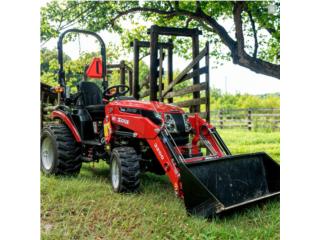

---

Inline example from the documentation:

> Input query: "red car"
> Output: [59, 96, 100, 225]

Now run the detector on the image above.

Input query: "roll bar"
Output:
[57, 29, 107, 98]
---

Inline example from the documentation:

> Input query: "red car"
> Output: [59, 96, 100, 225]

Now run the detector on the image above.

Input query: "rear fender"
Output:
[51, 110, 82, 142]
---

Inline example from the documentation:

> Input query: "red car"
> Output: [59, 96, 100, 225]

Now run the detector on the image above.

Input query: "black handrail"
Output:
[57, 29, 107, 98]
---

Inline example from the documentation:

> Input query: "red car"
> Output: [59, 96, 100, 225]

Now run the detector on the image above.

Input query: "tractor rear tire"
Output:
[41, 124, 82, 175]
[110, 147, 140, 193]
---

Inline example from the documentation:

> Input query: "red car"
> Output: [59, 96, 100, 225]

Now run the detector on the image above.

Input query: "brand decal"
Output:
[154, 143, 164, 160]
[117, 117, 129, 125]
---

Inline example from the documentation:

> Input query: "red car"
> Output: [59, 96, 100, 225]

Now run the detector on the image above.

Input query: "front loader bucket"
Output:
[179, 152, 280, 218]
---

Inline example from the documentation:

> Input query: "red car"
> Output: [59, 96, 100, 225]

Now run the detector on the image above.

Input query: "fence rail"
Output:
[41, 83, 279, 131]
[210, 108, 280, 131]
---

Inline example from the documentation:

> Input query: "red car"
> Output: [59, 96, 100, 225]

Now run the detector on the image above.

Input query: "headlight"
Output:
[183, 114, 192, 132]
[164, 113, 178, 133]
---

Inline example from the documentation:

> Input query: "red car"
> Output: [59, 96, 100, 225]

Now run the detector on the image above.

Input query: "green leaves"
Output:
[40, 45, 122, 92]
[41, 0, 280, 77]
[210, 89, 280, 110]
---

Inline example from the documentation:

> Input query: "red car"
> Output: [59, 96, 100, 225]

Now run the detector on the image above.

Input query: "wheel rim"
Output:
[111, 158, 120, 189]
[41, 136, 54, 170]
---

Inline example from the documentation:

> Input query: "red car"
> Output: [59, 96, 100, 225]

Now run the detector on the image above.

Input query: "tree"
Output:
[41, 1, 280, 79]
[41, 48, 98, 91]
[41, 45, 124, 92]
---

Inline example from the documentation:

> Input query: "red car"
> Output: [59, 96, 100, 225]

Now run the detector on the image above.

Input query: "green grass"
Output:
[41, 129, 280, 240]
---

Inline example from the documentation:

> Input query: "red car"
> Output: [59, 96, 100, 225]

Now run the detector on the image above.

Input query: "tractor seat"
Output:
[85, 104, 105, 120]
[78, 81, 105, 121]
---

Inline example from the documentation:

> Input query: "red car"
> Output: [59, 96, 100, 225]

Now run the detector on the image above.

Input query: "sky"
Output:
[41, 2, 280, 95]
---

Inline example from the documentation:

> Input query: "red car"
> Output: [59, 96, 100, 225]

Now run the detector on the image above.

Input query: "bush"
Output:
[210, 89, 280, 110]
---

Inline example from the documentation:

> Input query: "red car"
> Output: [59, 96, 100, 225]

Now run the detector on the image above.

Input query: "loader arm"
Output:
[151, 114, 280, 218]
[188, 114, 231, 157]
[106, 108, 279, 218]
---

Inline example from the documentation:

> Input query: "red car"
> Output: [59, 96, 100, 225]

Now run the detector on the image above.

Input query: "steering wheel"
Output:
[103, 84, 130, 100]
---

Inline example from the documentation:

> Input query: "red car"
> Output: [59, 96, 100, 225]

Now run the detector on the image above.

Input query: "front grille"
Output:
[169, 113, 189, 145]
[170, 113, 186, 132]
[171, 132, 189, 146]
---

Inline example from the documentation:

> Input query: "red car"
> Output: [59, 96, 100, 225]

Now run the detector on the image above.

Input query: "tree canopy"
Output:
[41, 0, 280, 79]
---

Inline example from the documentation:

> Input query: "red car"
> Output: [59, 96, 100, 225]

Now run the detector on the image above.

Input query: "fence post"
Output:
[120, 60, 126, 92]
[133, 39, 140, 99]
[167, 39, 173, 103]
[272, 108, 280, 131]
[205, 42, 210, 123]
[158, 46, 164, 102]
[247, 108, 252, 131]
[191, 33, 200, 113]
[128, 69, 133, 95]
[149, 25, 159, 101]
[219, 109, 224, 129]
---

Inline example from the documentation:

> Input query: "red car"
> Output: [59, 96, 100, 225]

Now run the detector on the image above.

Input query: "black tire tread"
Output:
[112, 147, 140, 192]
[42, 124, 81, 175]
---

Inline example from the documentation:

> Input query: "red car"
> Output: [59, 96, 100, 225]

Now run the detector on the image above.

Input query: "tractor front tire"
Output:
[41, 124, 81, 175]
[110, 147, 140, 193]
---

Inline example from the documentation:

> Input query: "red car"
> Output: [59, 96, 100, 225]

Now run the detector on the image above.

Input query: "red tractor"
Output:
[41, 29, 280, 218]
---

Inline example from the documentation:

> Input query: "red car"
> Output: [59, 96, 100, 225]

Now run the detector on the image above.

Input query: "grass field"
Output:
[41, 129, 280, 240]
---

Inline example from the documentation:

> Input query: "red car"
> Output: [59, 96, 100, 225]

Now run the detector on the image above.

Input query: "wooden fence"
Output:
[131, 26, 210, 122]
[210, 108, 280, 131]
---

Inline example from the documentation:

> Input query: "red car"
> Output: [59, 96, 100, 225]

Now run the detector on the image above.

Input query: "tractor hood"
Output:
[110, 100, 185, 114]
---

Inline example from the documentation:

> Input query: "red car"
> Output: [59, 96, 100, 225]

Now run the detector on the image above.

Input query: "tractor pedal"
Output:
[82, 140, 103, 146]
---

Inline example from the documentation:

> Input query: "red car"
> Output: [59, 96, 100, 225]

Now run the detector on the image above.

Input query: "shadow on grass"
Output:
[185, 198, 279, 223]
[81, 164, 109, 178]
[42, 164, 279, 223]
[78, 164, 172, 190]
[42, 171, 279, 224]
[41, 164, 109, 183]
[214, 197, 280, 222]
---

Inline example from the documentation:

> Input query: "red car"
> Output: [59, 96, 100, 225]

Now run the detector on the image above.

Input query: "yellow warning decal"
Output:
[104, 122, 111, 138]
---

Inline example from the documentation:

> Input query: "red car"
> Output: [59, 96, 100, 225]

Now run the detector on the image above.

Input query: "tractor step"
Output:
[82, 140, 103, 146]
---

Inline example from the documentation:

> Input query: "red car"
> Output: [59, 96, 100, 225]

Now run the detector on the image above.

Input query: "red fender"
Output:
[51, 110, 82, 142]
